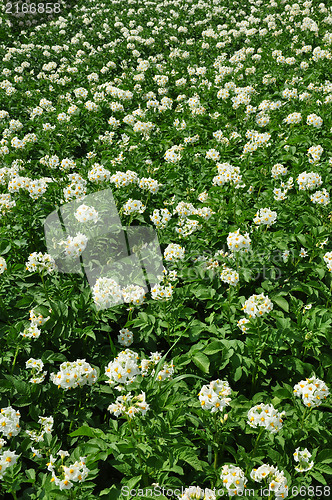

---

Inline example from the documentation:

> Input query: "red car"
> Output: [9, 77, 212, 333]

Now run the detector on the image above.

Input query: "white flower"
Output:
[220, 465, 247, 496]
[0, 407, 21, 438]
[178, 486, 216, 500]
[59, 233, 88, 258]
[123, 199, 146, 215]
[50, 360, 97, 391]
[293, 448, 314, 472]
[242, 293, 273, 318]
[323, 251, 332, 272]
[307, 113, 323, 128]
[105, 349, 141, 388]
[0, 257, 7, 274]
[92, 277, 122, 310]
[198, 379, 232, 412]
[299, 247, 308, 258]
[297, 171, 322, 191]
[118, 328, 134, 347]
[310, 188, 329, 205]
[293, 375, 330, 407]
[253, 208, 277, 227]
[248, 403, 285, 433]
[251, 464, 288, 498]
[220, 266, 239, 286]
[25, 252, 56, 274]
[74, 204, 99, 223]
[164, 243, 185, 261]
[227, 229, 251, 253]
[121, 285, 145, 305]
[108, 392, 149, 418]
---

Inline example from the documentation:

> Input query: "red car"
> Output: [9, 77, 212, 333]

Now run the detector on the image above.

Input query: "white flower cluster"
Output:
[48, 455, 89, 491]
[0, 407, 21, 438]
[220, 464, 247, 496]
[164, 243, 185, 261]
[227, 229, 251, 253]
[26, 358, 47, 384]
[39, 154, 60, 169]
[323, 251, 332, 272]
[0, 446, 19, 479]
[237, 317, 251, 333]
[27, 178, 52, 200]
[60, 158, 76, 172]
[8, 176, 31, 193]
[88, 164, 110, 183]
[118, 328, 134, 347]
[110, 170, 138, 187]
[271, 164, 288, 179]
[140, 352, 174, 382]
[105, 349, 141, 388]
[59, 232, 88, 258]
[206, 148, 220, 161]
[26, 416, 53, 443]
[198, 191, 208, 202]
[297, 171, 323, 191]
[74, 204, 99, 223]
[178, 486, 216, 500]
[0, 256, 7, 274]
[198, 379, 232, 412]
[212, 162, 243, 187]
[20, 324, 41, 340]
[248, 403, 285, 433]
[123, 199, 146, 215]
[25, 252, 56, 274]
[108, 392, 149, 418]
[306, 113, 323, 128]
[121, 284, 146, 305]
[242, 293, 273, 318]
[293, 375, 330, 407]
[63, 173, 87, 202]
[92, 277, 122, 310]
[29, 308, 50, 327]
[293, 448, 314, 472]
[151, 282, 174, 301]
[50, 360, 97, 390]
[164, 145, 182, 163]
[284, 112, 302, 125]
[0, 193, 16, 217]
[150, 208, 172, 229]
[307, 145, 323, 164]
[310, 188, 329, 206]
[220, 266, 239, 286]
[243, 130, 271, 154]
[253, 208, 277, 226]
[250, 464, 288, 499]
[139, 177, 161, 193]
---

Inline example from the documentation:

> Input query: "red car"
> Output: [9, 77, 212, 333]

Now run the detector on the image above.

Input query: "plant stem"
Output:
[40, 272, 51, 303]
[127, 417, 149, 487]
[11, 345, 20, 374]
[252, 427, 264, 456]
[300, 406, 308, 430]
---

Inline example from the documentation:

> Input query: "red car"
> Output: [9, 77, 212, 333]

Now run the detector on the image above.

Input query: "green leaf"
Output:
[310, 470, 327, 485]
[176, 447, 203, 471]
[315, 463, 332, 475]
[273, 296, 289, 312]
[69, 426, 106, 439]
[316, 449, 332, 464]
[203, 340, 223, 355]
[192, 352, 210, 374]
